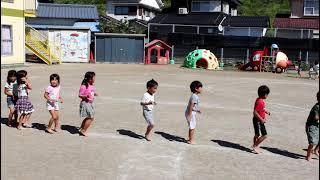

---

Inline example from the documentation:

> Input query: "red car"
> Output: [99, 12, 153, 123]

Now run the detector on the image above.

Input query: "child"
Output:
[251, 85, 271, 154]
[4, 70, 18, 127]
[140, 79, 158, 141]
[78, 72, 98, 137]
[185, 81, 203, 145]
[44, 74, 63, 134]
[15, 70, 34, 130]
[305, 92, 319, 161]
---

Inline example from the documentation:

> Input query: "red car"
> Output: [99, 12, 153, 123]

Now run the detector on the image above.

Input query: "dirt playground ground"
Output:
[1, 64, 319, 180]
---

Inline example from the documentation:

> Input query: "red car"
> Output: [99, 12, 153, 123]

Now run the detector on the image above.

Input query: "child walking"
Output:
[185, 81, 203, 145]
[44, 74, 63, 134]
[4, 70, 18, 127]
[140, 79, 158, 141]
[15, 70, 34, 130]
[305, 92, 319, 161]
[251, 85, 271, 154]
[78, 72, 98, 137]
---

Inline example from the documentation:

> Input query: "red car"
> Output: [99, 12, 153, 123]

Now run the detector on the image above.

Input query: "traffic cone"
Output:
[89, 51, 95, 63]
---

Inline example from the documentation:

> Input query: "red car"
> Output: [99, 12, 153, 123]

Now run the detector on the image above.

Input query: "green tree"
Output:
[238, 0, 290, 28]
[53, 0, 106, 16]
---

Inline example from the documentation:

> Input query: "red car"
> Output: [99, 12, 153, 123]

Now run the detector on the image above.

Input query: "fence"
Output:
[148, 23, 319, 65]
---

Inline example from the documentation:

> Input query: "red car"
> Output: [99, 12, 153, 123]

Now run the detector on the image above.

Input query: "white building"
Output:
[106, 0, 164, 21]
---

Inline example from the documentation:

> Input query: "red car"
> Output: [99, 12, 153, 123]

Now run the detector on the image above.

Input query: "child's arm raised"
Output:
[25, 79, 32, 90]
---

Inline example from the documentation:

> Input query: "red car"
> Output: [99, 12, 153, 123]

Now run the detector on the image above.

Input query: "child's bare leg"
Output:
[145, 124, 154, 141]
[22, 113, 32, 127]
[252, 135, 267, 153]
[313, 145, 319, 157]
[46, 110, 56, 134]
[17, 114, 25, 130]
[306, 144, 314, 161]
[79, 118, 93, 136]
[53, 111, 60, 132]
[253, 135, 259, 145]
[188, 129, 196, 144]
[7, 107, 15, 126]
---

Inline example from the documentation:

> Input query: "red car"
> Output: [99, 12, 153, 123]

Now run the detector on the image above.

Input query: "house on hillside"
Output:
[148, 0, 270, 62]
[274, 0, 319, 39]
[1, 0, 37, 65]
[274, 0, 319, 63]
[106, 0, 164, 21]
[26, 3, 100, 63]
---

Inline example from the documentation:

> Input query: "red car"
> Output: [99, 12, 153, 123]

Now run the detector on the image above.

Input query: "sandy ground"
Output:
[1, 64, 319, 180]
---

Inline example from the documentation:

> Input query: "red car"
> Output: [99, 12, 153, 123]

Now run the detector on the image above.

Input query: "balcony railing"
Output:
[24, 0, 36, 17]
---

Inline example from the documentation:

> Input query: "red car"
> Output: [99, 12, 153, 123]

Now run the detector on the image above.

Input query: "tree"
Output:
[238, 0, 290, 28]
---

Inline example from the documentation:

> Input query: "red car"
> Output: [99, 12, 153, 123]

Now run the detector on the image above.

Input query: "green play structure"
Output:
[183, 49, 219, 70]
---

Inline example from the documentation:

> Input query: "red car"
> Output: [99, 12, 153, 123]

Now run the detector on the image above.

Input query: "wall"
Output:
[26, 18, 76, 26]
[1, 1, 25, 65]
[48, 29, 90, 63]
[290, 0, 304, 18]
[1, 0, 23, 10]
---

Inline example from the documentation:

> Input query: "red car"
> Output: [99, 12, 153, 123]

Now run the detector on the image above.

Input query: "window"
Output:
[304, 0, 319, 15]
[1, 25, 13, 55]
[191, 0, 221, 12]
[115, 6, 129, 15]
[1, 0, 14, 3]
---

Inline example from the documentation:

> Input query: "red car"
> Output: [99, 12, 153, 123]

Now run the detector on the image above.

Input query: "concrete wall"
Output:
[1, 0, 23, 10]
[1, 1, 25, 65]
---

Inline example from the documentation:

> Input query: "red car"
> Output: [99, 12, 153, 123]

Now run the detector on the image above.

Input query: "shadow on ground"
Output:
[32, 123, 47, 131]
[211, 139, 253, 153]
[117, 129, 145, 140]
[61, 125, 79, 134]
[261, 147, 305, 159]
[155, 131, 188, 143]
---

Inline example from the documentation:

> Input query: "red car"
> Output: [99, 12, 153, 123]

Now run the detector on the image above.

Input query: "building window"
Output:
[115, 6, 137, 15]
[304, 0, 319, 15]
[191, 0, 221, 12]
[1, 25, 13, 55]
[115, 6, 129, 15]
[1, 0, 14, 3]
[145, 10, 150, 17]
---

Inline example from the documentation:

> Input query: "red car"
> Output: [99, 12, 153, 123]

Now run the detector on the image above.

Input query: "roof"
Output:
[37, 3, 99, 20]
[30, 25, 91, 30]
[73, 22, 100, 32]
[145, 39, 171, 49]
[111, 0, 163, 10]
[150, 13, 270, 27]
[274, 18, 319, 29]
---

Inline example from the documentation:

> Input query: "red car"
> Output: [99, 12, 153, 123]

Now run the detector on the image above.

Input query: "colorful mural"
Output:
[49, 30, 89, 62]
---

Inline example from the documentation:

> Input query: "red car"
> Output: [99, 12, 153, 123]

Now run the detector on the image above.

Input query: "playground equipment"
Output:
[240, 44, 292, 73]
[145, 40, 171, 65]
[183, 49, 219, 70]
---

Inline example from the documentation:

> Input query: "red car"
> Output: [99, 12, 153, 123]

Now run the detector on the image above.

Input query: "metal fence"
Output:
[148, 23, 319, 65]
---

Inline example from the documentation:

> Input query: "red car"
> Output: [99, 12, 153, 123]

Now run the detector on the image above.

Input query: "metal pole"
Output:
[147, 23, 150, 42]
[172, 24, 175, 33]
[197, 25, 199, 34]
[248, 27, 251, 36]
[221, 48, 224, 62]
[300, 29, 303, 39]
[171, 45, 174, 60]
[246, 49, 249, 63]
[306, 51, 309, 64]
[274, 28, 277, 37]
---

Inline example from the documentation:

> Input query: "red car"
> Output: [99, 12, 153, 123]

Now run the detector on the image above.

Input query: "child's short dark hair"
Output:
[7, 70, 16, 83]
[16, 70, 28, 85]
[146, 79, 158, 88]
[50, 74, 60, 84]
[258, 85, 270, 97]
[190, 81, 203, 93]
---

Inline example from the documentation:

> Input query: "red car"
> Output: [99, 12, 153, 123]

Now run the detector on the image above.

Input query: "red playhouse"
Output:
[145, 39, 171, 64]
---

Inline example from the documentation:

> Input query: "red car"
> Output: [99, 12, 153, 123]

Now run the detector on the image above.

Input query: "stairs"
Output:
[25, 23, 61, 65]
